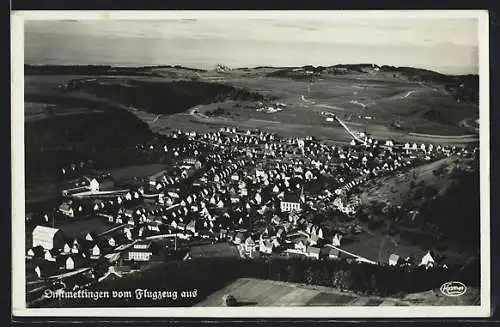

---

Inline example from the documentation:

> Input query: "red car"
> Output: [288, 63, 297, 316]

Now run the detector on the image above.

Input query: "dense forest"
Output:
[25, 99, 154, 183]
[356, 158, 480, 253]
[416, 164, 480, 248]
[24, 64, 206, 76]
[67, 79, 266, 115]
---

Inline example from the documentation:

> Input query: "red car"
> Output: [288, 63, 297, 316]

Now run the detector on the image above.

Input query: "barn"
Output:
[32, 225, 66, 250]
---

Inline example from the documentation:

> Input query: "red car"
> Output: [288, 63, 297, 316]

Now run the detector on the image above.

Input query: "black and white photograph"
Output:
[11, 10, 490, 318]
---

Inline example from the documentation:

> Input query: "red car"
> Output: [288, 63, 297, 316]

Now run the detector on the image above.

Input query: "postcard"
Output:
[11, 10, 491, 318]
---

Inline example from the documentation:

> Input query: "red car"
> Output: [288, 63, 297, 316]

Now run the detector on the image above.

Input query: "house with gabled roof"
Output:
[244, 237, 256, 253]
[90, 243, 103, 259]
[259, 238, 274, 255]
[309, 230, 320, 246]
[84, 232, 98, 242]
[280, 192, 302, 212]
[44, 249, 58, 262]
[186, 220, 197, 235]
[294, 239, 307, 253]
[147, 221, 161, 233]
[65, 254, 86, 270]
[61, 242, 72, 254]
[233, 231, 246, 245]
[332, 233, 342, 247]
[271, 215, 281, 226]
[419, 251, 435, 269]
[27, 246, 45, 260]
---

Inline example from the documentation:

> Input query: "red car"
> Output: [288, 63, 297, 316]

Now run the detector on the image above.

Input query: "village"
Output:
[25, 125, 477, 305]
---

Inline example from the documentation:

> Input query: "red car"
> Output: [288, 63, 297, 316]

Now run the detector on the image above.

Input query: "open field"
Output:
[24, 65, 479, 147]
[107, 163, 167, 181]
[25, 182, 64, 208]
[55, 217, 110, 239]
[196, 278, 479, 307]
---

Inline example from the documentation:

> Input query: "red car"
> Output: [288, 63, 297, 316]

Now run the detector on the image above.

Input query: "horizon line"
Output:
[23, 62, 479, 77]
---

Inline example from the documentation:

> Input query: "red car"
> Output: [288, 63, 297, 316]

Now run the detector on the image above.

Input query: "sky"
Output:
[24, 17, 479, 75]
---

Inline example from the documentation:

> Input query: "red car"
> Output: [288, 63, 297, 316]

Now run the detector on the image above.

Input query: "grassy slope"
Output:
[359, 157, 456, 206]
[348, 155, 479, 265]
[24, 66, 479, 144]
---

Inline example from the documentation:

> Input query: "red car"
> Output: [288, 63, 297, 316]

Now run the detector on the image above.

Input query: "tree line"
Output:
[45, 256, 479, 307]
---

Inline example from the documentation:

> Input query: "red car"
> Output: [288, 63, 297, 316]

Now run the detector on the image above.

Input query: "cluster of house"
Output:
[228, 211, 442, 270]
[26, 225, 154, 279]
[58, 187, 143, 219]
[61, 175, 115, 198]
[145, 157, 202, 192]
[30, 126, 469, 282]
[58, 128, 472, 239]
[256, 101, 287, 114]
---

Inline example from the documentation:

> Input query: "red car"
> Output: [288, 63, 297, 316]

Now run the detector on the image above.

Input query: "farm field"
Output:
[196, 278, 359, 307]
[24, 65, 479, 147]
[196, 278, 480, 307]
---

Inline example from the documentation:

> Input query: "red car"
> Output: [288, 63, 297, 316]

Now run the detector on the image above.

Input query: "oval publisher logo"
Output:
[440, 281, 467, 297]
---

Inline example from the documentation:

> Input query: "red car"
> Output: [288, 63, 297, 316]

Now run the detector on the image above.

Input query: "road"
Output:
[49, 90, 479, 152]
[403, 90, 416, 98]
[326, 244, 377, 265]
[97, 224, 127, 237]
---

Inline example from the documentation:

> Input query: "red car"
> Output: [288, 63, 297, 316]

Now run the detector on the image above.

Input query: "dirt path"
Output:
[403, 90, 416, 98]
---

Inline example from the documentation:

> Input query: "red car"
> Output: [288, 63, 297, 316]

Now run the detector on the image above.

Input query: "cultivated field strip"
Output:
[195, 278, 418, 307]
